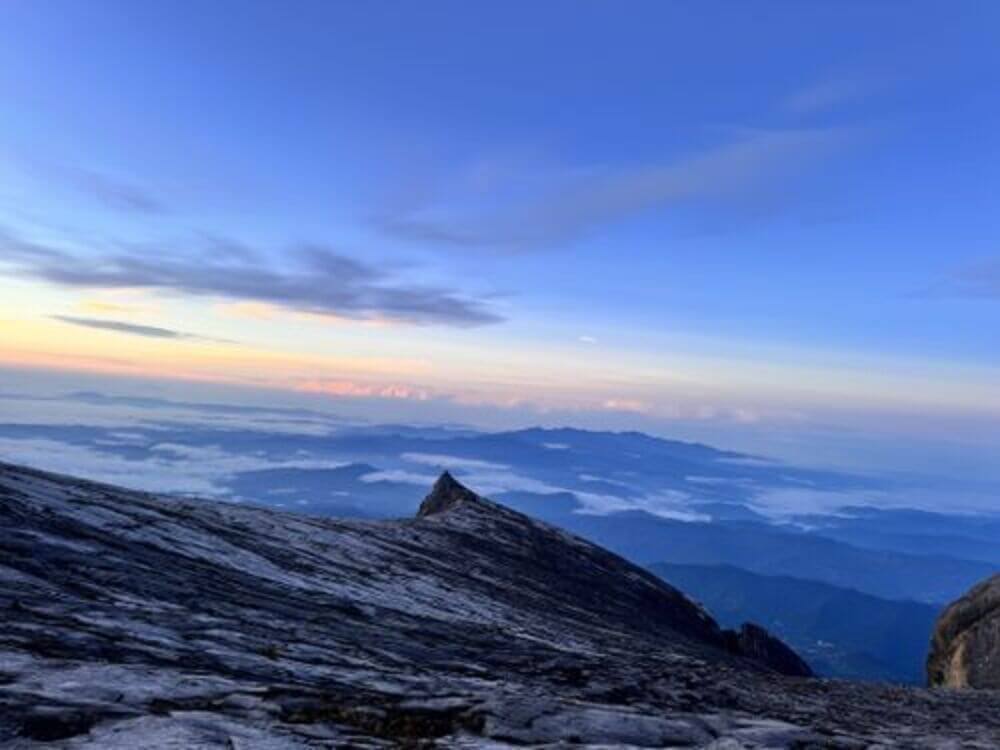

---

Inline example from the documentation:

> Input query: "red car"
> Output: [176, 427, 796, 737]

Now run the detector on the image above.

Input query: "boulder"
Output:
[928, 574, 1000, 688]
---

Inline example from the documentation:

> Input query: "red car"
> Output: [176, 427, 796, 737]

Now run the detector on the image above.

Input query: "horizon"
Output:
[5, 6, 1000, 729]
[2, 2, 1000, 494]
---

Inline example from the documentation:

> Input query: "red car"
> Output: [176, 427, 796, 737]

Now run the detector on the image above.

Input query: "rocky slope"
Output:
[929, 574, 1000, 689]
[2, 461, 1000, 748]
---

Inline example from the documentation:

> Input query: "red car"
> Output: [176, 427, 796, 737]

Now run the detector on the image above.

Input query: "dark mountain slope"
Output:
[1, 461, 999, 747]
[413, 472, 730, 647]
[652, 563, 941, 683]
[415, 472, 808, 673]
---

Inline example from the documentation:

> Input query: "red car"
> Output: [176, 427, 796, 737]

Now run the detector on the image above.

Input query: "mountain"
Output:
[2, 461, 999, 747]
[793, 507, 1000, 567]
[514, 508, 994, 604]
[651, 563, 941, 683]
[928, 574, 1000, 689]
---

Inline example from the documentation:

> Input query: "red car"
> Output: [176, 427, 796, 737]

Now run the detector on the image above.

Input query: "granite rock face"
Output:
[929, 573, 1000, 689]
[1, 461, 1000, 748]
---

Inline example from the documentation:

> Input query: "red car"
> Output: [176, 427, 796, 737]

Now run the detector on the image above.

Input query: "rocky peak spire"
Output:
[417, 471, 481, 518]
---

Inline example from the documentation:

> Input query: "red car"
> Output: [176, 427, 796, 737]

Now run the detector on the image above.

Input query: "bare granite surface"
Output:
[1, 461, 999, 748]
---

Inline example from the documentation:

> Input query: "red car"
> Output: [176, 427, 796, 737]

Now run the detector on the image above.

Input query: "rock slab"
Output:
[929, 573, 1000, 689]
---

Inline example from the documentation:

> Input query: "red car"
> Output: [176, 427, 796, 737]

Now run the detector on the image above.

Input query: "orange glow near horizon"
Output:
[0, 316, 432, 391]
[4, 295, 1000, 427]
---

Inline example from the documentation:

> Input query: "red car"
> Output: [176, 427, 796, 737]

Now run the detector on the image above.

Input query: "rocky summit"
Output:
[929, 574, 1000, 690]
[1, 462, 1000, 748]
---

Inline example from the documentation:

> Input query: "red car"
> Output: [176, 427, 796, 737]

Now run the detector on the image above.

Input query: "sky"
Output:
[1, 1, 999, 478]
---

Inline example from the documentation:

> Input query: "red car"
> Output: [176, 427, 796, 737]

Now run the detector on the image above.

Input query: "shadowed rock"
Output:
[723, 623, 813, 678]
[416, 470, 480, 517]
[418, 473, 810, 675]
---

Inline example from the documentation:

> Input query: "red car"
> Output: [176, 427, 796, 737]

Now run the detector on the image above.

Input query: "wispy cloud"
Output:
[376, 127, 856, 252]
[50, 315, 226, 343]
[4, 149, 167, 216]
[919, 260, 1000, 300]
[1, 230, 502, 327]
[782, 76, 886, 116]
[0, 228, 65, 262]
[58, 166, 164, 215]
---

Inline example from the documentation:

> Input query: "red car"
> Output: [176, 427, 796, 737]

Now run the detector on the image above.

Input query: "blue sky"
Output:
[1, 1, 999, 476]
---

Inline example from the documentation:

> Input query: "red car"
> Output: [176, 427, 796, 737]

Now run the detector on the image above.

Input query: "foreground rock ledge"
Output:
[1, 461, 999, 748]
[929, 573, 1000, 690]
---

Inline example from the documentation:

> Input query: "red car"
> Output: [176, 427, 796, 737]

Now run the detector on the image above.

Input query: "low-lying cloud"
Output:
[401, 452, 509, 471]
[372, 456, 709, 521]
[0, 436, 350, 498]
[748, 487, 895, 520]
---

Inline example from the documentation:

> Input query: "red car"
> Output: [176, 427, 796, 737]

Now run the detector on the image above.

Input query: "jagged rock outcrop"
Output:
[2, 460, 1000, 747]
[723, 623, 813, 678]
[416, 470, 473, 517]
[928, 573, 1000, 689]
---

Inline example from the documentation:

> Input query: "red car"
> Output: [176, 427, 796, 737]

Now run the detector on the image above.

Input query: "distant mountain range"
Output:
[650, 563, 941, 683]
[791, 507, 1000, 567]
[498, 497, 994, 606]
